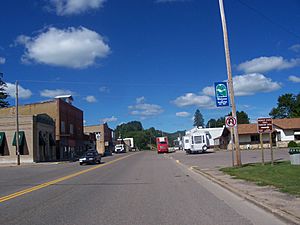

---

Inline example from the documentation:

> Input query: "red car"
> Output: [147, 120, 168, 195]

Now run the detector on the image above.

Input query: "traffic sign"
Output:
[214, 82, 229, 107]
[225, 116, 237, 128]
[257, 118, 273, 133]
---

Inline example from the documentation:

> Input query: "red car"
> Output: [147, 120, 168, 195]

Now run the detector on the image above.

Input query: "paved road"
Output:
[0, 151, 286, 225]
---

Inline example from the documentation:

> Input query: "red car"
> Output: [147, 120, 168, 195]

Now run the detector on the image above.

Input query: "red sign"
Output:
[257, 118, 273, 133]
[225, 116, 237, 128]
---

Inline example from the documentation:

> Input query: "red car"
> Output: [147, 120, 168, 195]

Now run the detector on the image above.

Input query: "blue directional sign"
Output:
[214, 82, 229, 107]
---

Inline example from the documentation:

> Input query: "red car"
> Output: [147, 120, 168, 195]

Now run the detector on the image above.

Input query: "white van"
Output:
[115, 144, 126, 153]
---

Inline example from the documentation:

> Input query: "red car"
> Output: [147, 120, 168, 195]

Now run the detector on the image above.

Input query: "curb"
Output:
[191, 166, 300, 225]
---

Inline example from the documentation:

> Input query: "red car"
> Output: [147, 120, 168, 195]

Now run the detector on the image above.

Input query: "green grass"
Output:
[220, 161, 300, 196]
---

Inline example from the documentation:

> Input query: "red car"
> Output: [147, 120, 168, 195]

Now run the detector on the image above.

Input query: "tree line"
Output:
[194, 92, 300, 128]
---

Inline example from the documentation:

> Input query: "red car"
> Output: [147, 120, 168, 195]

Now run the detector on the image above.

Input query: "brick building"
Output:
[0, 96, 84, 160]
[84, 123, 114, 156]
[0, 114, 56, 163]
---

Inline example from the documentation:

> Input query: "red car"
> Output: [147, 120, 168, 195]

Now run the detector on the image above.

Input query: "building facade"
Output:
[0, 97, 84, 160]
[219, 118, 300, 150]
[0, 114, 55, 163]
[84, 123, 114, 156]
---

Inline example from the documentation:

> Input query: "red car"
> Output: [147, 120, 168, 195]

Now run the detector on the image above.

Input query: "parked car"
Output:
[79, 150, 101, 165]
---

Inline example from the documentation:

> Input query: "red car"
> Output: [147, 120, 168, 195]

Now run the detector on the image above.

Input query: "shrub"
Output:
[288, 141, 298, 148]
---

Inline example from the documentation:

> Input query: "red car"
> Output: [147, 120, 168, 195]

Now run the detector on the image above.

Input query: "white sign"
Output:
[95, 132, 101, 141]
[225, 116, 237, 128]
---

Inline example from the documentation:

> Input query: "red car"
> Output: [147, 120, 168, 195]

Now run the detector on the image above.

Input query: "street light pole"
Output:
[218, 0, 241, 166]
[15, 80, 20, 165]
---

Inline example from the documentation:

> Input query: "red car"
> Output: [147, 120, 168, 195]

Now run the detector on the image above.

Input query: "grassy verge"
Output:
[220, 161, 300, 196]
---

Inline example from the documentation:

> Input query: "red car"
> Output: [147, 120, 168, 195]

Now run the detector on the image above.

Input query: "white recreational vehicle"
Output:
[183, 131, 210, 154]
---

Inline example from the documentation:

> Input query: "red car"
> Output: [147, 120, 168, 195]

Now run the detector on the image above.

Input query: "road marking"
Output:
[0, 153, 138, 203]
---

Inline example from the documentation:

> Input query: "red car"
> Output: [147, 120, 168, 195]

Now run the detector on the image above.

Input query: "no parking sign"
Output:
[225, 116, 237, 128]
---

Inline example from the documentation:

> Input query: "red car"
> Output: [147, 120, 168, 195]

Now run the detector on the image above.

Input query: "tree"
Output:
[0, 73, 9, 108]
[206, 119, 217, 128]
[269, 93, 300, 118]
[228, 111, 250, 124]
[193, 109, 204, 127]
[115, 121, 143, 138]
[216, 117, 225, 127]
[206, 117, 225, 128]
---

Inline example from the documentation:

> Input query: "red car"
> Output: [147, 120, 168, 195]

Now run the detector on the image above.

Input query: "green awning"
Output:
[49, 134, 56, 146]
[39, 133, 45, 145]
[0, 132, 5, 146]
[12, 131, 25, 146]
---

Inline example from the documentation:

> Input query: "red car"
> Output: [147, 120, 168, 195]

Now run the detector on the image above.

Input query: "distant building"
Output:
[0, 96, 84, 160]
[218, 118, 300, 150]
[0, 114, 55, 163]
[84, 123, 114, 156]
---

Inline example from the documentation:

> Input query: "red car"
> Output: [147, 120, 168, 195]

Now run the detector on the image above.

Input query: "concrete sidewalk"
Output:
[191, 166, 300, 225]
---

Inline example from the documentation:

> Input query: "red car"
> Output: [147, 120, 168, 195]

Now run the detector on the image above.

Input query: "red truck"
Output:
[156, 137, 169, 153]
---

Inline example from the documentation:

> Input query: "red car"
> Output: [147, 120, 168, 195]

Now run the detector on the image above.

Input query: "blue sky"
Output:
[0, 0, 299, 132]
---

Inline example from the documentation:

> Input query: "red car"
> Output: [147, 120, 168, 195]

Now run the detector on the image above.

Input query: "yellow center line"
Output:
[0, 153, 138, 203]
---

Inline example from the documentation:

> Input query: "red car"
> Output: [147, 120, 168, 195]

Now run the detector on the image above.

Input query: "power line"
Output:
[17, 79, 205, 88]
[236, 0, 300, 40]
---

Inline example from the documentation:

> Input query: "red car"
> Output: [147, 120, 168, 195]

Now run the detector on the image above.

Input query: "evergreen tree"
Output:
[193, 109, 204, 127]
[206, 119, 217, 128]
[0, 73, 9, 108]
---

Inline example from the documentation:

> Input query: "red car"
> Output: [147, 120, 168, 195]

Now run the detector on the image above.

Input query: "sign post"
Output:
[226, 116, 237, 167]
[257, 118, 273, 166]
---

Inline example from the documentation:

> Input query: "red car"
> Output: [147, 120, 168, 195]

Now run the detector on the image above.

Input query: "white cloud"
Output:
[102, 116, 117, 123]
[237, 56, 300, 73]
[176, 111, 190, 117]
[0, 57, 5, 64]
[85, 95, 97, 103]
[289, 44, 300, 53]
[129, 97, 163, 117]
[5, 83, 32, 99]
[99, 86, 110, 93]
[288, 75, 300, 83]
[16, 26, 110, 69]
[136, 96, 145, 104]
[49, 0, 106, 16]
[40, 89, 74, 98]
[202, 73, 281, 97]
[172, 93, 214, 108]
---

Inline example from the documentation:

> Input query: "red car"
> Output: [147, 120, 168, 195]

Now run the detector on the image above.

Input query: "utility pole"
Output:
[219, 0, 241, 166]
[15, 80, 20, 165]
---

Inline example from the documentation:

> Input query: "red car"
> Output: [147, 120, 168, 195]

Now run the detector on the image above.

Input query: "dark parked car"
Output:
[79, 150, 101, 165]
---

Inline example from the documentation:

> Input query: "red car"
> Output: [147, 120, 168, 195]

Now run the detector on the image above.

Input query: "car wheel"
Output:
[202, 145, 207, 152]
[80, 162, 83, 165]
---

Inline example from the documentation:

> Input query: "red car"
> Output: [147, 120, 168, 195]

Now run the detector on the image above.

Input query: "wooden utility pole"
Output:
[219, 0, 241, 166]
[15, 80, 20, 165]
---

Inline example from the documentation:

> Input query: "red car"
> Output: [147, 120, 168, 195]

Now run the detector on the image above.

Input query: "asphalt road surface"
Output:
[0, 151, 287, 225]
